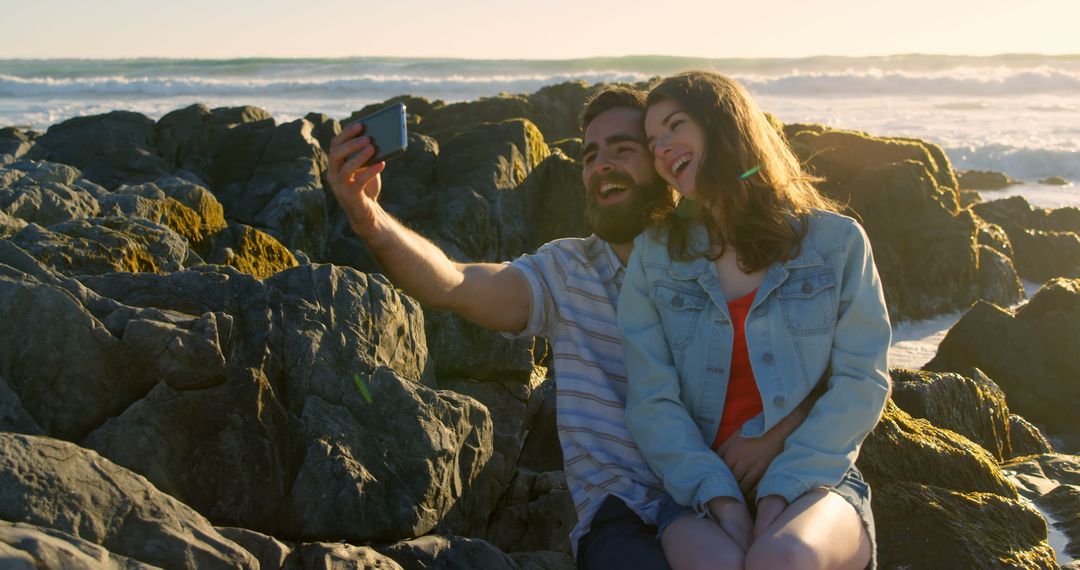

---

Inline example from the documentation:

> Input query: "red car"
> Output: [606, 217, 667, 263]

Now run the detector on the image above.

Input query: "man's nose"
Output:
[594, 151, 614, 172]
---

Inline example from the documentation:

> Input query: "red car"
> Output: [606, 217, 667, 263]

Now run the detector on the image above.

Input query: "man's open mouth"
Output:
[599, 182, 626, 199]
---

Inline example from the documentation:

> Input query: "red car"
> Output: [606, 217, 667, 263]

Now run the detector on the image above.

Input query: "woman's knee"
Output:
[662, 515, 745, 570]
[746, 534, 823, 570]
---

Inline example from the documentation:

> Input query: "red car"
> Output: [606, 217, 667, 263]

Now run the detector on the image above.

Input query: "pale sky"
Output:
[4, 0, 1079, 59]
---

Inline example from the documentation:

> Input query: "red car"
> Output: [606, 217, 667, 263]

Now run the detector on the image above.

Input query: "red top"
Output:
[711, 288, 764, 449]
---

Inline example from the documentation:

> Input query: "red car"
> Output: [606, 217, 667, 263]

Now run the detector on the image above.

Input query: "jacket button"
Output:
[773, 395, 786, 408]
[801, 281, 813, 294]
[671, 294, 684, 308]
[762, 352, 775, 365]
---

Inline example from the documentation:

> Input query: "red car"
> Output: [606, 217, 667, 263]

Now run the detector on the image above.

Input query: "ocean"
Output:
[2, 54, 1080, 182]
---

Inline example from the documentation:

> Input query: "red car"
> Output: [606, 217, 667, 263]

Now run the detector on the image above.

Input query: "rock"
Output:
[784, 126, 1002, 320]
[240, 118, 328, 257]
[860, 401, 1017, 498]
[63, 263, 495, 542]
[1009, 228, 1080, 282]
[293, 542, 403, 570]
[113, 176, 228, 246]
[860, 402, 1058, 567]
[1010, 414, 1055, 458]
[971, 196, 1080, 281]
[926, 279, 1080, 438]
[438, 368, 549, 537]
[290, 372, 492, 542]
[200, 223, 298, 279]
[155, 104, 274, 187]
[418, 95, 535, 142]
[0, 160, 101, 225]
[548, 138, 582, 161]
[0, 377, 44, 435]
[1040, 176, 1070, 186]
[510, 551, 576, 570]
[975, 217, 1014, 258]
[976, 245, 1026, 308]
[99, 191, 212, 247]
[958, 189, 983, 207]
[0, 127, 35, 159]
[1037, 484, 1080, 559]
[216, 526, 293, 570]
[378, 535, 519, 570]
[844, 161, 980, 319]
[424, 309, 538, 379]
[0, 433, 257, 569]
[529, 150, 590, 251]
[872, 481, 1056, 569]
[958, 169, 1021, 190]
[0, 242, 229, 440]
[526, 81, 593, 142]
[484, 469, 576, 555]
[786, 126, 959, 192]
[1004, 454, 1080, 562]
[0, 211, 27, 238]
[82, 367, 293, 531]
[303, 112, 339, 153]
[0, 520, 155, 570]
[889, 368, 1012, 461]
[350, 95, 444, 126]
[973, 195, 1080, 234]
[9, 217, 201, 276]
[31, 111, 170, 188]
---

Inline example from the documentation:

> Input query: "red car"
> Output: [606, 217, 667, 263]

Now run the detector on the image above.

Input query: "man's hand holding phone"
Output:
[328, 122, 387, 239]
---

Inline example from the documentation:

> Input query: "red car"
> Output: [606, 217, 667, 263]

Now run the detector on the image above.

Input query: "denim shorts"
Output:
[656, 466, 876, 570]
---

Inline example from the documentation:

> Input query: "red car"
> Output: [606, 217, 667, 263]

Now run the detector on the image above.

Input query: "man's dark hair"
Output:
[579, 86, 646, 132]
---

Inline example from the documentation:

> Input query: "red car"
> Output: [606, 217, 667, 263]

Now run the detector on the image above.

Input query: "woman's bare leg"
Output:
[662, 514, 746, 570]
[745, 491, 870, 570]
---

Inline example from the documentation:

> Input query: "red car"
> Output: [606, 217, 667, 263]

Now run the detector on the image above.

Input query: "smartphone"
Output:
[345, 103, 408, 166]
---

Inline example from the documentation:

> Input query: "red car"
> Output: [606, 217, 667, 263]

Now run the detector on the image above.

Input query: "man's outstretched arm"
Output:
[328, 121, 531, 333]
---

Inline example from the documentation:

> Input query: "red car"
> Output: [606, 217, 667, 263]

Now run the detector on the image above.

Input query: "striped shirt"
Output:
[505, 235, 667, 553]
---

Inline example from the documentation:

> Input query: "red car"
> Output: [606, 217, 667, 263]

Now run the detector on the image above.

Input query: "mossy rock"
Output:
[889, 368, 1013, 461]
[786, 126, 959, 194]
[417, 95, 534, 142]
[202, 223, 298, 280]
[859, 400, 1016, 498]
[874, 480, 1056, 569]
[8, 217, 199, 276]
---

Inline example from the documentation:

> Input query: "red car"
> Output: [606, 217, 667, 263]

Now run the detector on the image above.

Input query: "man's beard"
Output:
[584, 172, 669, 244]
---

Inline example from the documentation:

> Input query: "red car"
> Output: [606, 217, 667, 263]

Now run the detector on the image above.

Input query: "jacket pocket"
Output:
[649, 283, 708, 348]
[777, 269, 837, 335]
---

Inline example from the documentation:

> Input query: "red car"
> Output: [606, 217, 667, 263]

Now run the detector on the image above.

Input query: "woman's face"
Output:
[644, 98, 707, 198]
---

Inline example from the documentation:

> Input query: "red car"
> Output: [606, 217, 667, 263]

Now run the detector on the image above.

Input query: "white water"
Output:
[2, 55, 1079, 183]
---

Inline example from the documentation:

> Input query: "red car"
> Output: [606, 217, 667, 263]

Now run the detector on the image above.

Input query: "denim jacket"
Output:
[617, 210, 891, 511]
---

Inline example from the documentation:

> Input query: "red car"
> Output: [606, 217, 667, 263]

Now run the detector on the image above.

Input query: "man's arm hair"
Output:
[362, 205, 532, 333]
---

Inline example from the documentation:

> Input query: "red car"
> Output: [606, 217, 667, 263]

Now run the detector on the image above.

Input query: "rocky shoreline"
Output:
[2, 81, 1080, 568]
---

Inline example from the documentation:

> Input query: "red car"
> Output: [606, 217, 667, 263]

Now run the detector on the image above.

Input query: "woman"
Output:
[617, 71, 891, 570]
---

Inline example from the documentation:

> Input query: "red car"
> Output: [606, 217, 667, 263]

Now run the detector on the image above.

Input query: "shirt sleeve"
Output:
[618, 239, 745, 510]
[757, 220, 892, 503]
[500, 248, 559, 341]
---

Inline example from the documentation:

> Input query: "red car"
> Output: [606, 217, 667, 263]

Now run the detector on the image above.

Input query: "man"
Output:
[328, 86, 806, 569]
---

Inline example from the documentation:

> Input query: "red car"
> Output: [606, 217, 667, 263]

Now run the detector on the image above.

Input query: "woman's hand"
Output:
[327, 121, 388, 238]
[753, 494, 789, 539]
[706, 496, 753, 551]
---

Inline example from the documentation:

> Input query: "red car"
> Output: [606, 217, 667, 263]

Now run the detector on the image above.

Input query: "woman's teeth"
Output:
[600, 183, 625, 198]
[672, 155, 692, 176]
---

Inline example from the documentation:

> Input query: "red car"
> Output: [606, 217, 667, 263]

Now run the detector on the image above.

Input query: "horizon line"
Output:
[2, 52, 1080, 62]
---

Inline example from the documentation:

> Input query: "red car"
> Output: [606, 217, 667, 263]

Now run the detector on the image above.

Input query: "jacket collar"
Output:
[666, 219, 824, 282]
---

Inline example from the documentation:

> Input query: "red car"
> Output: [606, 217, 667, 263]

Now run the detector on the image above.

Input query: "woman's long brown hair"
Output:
[646, 71, 838, 271]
